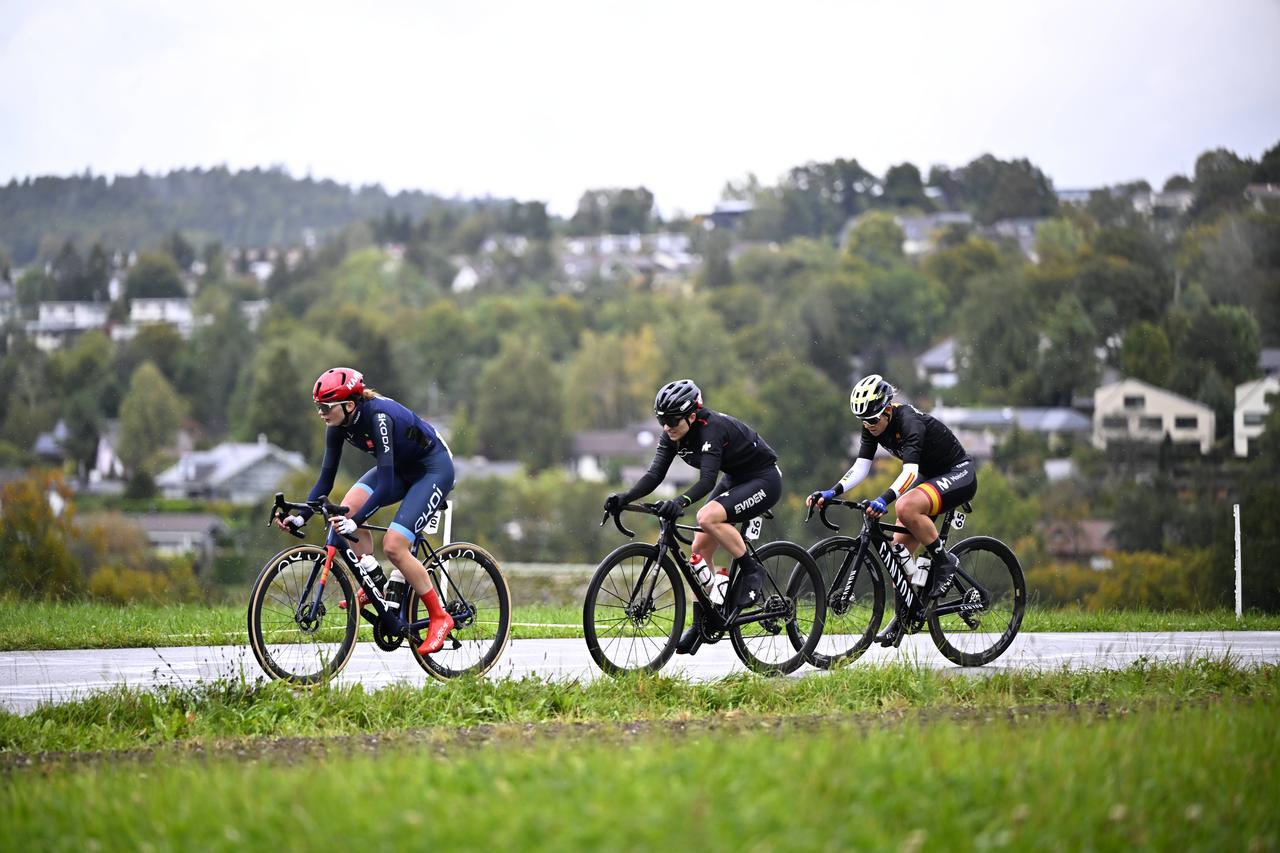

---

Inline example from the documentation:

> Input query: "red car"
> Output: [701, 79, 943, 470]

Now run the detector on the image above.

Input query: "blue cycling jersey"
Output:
[306, 396, 445, 526]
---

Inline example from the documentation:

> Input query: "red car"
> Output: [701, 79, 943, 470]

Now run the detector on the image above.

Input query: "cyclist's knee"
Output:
[382, 530, 412, 560]
[896, 491, 929, 520]
[696, 502, 727, 526]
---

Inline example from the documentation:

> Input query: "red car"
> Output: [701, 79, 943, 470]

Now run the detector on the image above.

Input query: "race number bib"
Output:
[425, 511, 442, 535]
[745, 517, 763, 541]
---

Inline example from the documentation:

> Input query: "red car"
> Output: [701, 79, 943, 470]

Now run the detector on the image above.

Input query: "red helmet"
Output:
[313, 367, 364, 403]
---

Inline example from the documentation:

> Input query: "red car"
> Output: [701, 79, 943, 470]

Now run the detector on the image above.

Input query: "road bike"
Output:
[247, 493, 511, 684]
[584, 503, 826, 676]
[804, 498, 1025, 667]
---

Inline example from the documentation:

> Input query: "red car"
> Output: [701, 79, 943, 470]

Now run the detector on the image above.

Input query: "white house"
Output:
[155, 435, 306, 503]
[915, 337, 958, 388]
[26, 301, 110, 351]
[1093, 379, 1215, 454]
[1235, 376, 1279, 457]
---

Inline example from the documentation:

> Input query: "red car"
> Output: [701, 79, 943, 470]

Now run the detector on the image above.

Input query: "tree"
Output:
[1254, 141, 1280, 183]
[0, 471, 83, 598]
[117, 361, 187, 475]
[563, 328, 664, 429]
[956, 155, 1058, 224]
[474, 336, 565, 471]
[844, 212, 905, 268]
[124, 252, 185, 299]
[1037, 294, 1099, 406]
[1189, 148, 1254, 222]
[50, 240, 87, 300]
[238, 342, 316, 457]
[881, 162, 931, 209]
[1119, 321, 1172, 386]
[753, 355, 848, 484]
[1182, 304, 1261, 386]
[166, 230, 197, 271]
[922, 236, 1002, 301]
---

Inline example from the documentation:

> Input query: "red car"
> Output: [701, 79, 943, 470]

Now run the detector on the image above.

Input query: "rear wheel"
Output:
[804, 537, 884, 669]
[730, 541, 826, 675]
[927, 536, 1026, 666]
[247, 544, 358, 684]
[583, 542, 685, 676]
[408, 543, 512, 680]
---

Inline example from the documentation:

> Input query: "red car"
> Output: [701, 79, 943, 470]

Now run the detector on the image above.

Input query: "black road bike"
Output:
[584, 503, 827, 676]
[247, 493, 512, 684]
[804, 498, 1025, 668]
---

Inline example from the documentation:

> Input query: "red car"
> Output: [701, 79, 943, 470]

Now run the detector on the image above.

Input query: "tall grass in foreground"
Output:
[1, 698, 1276, 851]
[1, 658, 1274, 753]
[1, 600, 1278, 651]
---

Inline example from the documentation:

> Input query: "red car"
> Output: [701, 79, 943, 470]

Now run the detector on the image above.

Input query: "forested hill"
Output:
[0, 167, 501, 265]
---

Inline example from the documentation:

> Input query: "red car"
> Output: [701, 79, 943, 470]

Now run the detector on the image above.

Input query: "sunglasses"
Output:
[860, 412, 885, 425]
[656, 412, 687, 428]
[315, 401, 346, 413]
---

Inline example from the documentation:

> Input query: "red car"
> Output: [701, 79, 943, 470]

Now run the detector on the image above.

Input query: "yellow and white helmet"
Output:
[849, 374, 894, 420]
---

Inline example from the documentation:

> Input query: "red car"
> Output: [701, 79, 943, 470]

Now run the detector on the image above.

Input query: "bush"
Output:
[1091, 548, 1223, 611]
[1024, 562, 1104, 607]
[88, 560, 202, 605]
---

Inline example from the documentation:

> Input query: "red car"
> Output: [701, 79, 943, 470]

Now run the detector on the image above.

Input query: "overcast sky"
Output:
[2, 0, 1278, 217]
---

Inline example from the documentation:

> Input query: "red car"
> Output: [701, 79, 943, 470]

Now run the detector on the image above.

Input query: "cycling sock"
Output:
[420, 589, 447, 619]
[924, 538, 945, 558]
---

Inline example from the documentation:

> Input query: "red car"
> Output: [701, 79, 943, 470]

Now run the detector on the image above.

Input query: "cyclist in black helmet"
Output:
[807, 373, 976, 646]
[604, 379, 782, 655]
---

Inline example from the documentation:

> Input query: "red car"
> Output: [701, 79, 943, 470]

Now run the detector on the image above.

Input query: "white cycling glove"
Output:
[332, 517, 358, 536]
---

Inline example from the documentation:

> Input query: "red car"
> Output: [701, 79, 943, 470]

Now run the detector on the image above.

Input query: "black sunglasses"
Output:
[860, 412, 885, 425]
[656, 412, 687, 428]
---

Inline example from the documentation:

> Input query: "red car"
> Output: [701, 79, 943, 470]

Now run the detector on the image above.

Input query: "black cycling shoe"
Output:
[676, 603, 705, 655]
[875, 616, 904, 647]
[928, 550, 960, 599]
[731, 557, 766, 611]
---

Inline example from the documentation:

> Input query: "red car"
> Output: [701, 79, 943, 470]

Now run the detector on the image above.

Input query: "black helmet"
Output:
[850, 373, 894, 420]
[654, 379, 702, 418]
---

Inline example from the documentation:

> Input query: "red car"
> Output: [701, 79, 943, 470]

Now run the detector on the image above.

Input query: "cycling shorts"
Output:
[354, 445, 455, 541]
[914, 459, 977, 517]
[711, 465, 782, 523]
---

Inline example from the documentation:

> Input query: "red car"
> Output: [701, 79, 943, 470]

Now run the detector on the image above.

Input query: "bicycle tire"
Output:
[408, 542, 512, 680]
[927, 536, 1026, 667]
[247, 544, 359, 684]
[803, 536, 885, 669]
[583, 542, 685, 676]
[730, 541, 826, 675]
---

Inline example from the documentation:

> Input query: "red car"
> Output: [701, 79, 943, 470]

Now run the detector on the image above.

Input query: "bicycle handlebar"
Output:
[269, 492, 355, 541]
[803, 498, 869, 532]
[600, 503, 696, 544]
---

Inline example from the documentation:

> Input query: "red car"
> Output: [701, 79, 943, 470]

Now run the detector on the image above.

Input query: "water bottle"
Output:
[709, 569, 729, 606]
[910, 555, 931, 589]
[356, 554, 387, 592]
[889, 543, 910, 571]
[384, 568, 407, 611]
[691, 553, 715, 592]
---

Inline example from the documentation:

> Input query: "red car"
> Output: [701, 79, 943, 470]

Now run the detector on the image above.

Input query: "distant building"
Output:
[1235, 376, 1279, 457]
[915, 337, 958, 388]
[1043, 519, 1115, 569]
[930, 405, 1092, 461]
[1092, 379, 1214, 455]
[155, 435, 306, 503]
[125, 512, 228, 562]
[895, 212, 974, 256]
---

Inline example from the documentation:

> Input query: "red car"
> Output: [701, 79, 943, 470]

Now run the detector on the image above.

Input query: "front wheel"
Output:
[730, 541, 826, 675]
[408, 542, 512, 680]
[927, 536, 1026, 667]
[247, 544, 359, 684]
[804, 536, 885, 669]
[583, 542, 685, 676]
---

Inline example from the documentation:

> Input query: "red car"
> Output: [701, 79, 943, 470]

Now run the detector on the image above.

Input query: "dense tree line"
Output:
[2, 141, 1278, 606]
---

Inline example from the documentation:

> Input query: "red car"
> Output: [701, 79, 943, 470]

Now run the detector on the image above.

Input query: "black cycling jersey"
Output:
[857, 403, 968, 477]
[306, 396, 445, 525]
[625, 408, 778, 505]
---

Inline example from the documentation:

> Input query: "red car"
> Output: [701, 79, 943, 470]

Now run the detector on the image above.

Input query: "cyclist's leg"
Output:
[340, 469, 380, 557]
[704, 467, 782, 608]
[691, 476, 734, 571]
[383, 451, 454, 597]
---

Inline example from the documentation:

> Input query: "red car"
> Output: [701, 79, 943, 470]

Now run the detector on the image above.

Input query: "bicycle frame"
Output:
[816, 500, 989, 622]
[270, 493, 465, 648]
[606, 504, 788, 632]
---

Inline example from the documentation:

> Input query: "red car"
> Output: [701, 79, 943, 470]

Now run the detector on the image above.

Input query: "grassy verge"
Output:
[1, 657, 1274, 754]
[1, 696, 1276, 851]
[1, 600, 1277, 651]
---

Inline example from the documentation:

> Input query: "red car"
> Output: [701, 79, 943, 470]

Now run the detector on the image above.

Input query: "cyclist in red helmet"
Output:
[276, 367, 456, 655]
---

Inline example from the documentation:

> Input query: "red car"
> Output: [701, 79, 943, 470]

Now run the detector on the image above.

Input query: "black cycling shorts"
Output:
[915, 459, 977, 516]
[710, 465, 782, 523]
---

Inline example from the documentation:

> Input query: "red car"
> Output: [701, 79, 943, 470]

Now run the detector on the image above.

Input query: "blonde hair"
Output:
[359, 388, 384, 400]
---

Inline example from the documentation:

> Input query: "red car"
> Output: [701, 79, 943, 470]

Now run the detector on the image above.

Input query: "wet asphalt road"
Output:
[3, 632, 1278, 715]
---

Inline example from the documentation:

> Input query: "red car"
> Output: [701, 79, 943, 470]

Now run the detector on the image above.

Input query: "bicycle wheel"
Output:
[408, 543, 512, 680]
[804, 537, 885, 669]
[927, 536, 1026, 667]
[247, 544, 359, 684]
[583, 542, 685, 676]
[730, 541, 826, 675]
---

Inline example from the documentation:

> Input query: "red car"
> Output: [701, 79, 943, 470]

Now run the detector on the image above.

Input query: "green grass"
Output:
[1, 657, 1274, 753]
[1, 696, 1276, 851]
[1, 599, 1277, 651]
